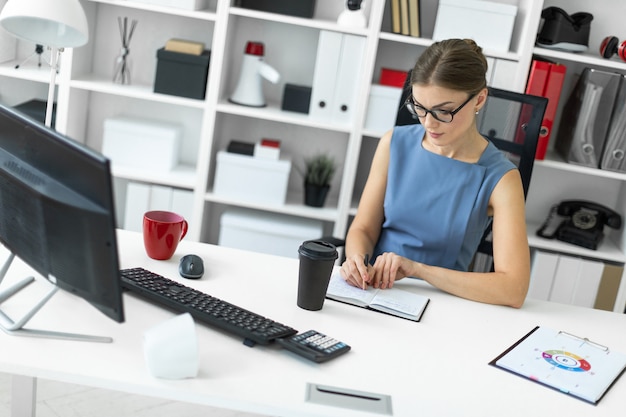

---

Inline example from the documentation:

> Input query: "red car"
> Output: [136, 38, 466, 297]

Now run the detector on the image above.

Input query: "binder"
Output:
[491, 326, 626, 404]
[309, 30, 343, 122]
[331, 34, 366, 124]
[149, 184, 173, 211]
[407, 0, 420, 37]
[399, 0, 409, 35]
[309, 31, 365, 125]
[555, 68, 621, 168]
[528, 250, 558, 300]
[548, 254, 581, 304]
[594, 263, 624, 311]
[171, 188, 195, 231]
[390, 0, 401, 34]
[124, 182, 151, 232]
[571, 258, 604, 308]
[600, 75, 626, 172]
[523, 59, 566, 159]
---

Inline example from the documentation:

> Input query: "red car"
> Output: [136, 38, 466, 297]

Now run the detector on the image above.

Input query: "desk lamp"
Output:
[0, 0, 88, 128]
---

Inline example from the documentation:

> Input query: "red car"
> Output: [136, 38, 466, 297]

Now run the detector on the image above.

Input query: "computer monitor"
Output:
[0, 103, 124, 342]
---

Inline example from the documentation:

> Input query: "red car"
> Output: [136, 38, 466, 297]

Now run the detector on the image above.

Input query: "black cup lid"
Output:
[298, 240, 338, 260]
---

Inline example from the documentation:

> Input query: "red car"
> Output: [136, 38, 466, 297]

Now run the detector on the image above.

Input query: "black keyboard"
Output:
[120, 267, 297, 346]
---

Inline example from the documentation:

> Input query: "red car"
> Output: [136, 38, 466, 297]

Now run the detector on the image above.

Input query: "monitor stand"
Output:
[0, 252, 113, 343]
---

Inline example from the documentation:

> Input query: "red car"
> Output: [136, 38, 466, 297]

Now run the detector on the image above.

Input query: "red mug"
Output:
[143, 211, 188, 260]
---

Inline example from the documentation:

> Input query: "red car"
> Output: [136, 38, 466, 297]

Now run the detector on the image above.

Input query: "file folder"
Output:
[331, 34, 366, 124]
[309, 31, 365, 125]
[524, 59, 566, 159]
[600, 75, 626, 172]
[309, 30, 343, 122]
[555, 68, 621, 168]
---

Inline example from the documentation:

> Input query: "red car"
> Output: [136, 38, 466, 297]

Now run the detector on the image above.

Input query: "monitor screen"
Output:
[0, 103, 124, 323]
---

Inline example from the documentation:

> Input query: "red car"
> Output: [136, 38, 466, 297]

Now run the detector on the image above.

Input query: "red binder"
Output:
[524, 59, 566, 159]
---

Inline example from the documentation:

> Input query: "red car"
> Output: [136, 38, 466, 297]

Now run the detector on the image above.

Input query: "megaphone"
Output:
[229, 42, 280, 107]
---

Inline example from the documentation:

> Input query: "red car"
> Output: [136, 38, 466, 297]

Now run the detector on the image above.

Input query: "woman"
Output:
[340, 39, 529, 308]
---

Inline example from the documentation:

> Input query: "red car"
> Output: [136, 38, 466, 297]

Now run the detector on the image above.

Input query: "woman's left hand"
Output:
[370, 252, 414, 289]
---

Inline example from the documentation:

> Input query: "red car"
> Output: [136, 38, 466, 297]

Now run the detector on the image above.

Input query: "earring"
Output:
[475, 110, 479, 115]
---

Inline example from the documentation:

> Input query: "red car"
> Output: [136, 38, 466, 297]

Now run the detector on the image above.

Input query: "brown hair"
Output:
[410, 39, 488, 94]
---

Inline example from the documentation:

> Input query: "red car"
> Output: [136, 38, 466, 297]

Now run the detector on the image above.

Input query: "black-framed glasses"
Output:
[403, 93, 475, 123]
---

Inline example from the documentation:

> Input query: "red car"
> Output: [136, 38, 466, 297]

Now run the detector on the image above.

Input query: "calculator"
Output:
[276, 330, 351, 363]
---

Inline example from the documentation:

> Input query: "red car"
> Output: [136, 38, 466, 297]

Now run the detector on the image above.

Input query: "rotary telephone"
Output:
[536, 200, 622, 250]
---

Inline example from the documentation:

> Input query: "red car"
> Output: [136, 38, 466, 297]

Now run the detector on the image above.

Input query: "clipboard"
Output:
[490, 326, 626, 404]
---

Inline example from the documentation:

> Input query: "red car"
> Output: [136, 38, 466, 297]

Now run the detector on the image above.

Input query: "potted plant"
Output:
[300, 153, 337, 207]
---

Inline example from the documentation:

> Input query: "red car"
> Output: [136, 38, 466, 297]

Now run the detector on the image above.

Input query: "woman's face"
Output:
[410, 84, 484, 148]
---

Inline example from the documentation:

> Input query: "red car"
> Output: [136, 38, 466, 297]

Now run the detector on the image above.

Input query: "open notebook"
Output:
[325, 272, 429, 322]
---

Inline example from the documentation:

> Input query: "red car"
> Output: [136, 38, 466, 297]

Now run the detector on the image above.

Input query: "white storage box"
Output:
[219, 208, 323, 258]
[131, 0, 207, 11]
[432, 0, 517, 53]
[365, 84, 403, 132]
[102, 116, 181, 172]
[214, 151, 291, 205]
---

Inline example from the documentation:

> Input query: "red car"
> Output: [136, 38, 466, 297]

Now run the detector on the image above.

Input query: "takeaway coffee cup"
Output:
[297, 240, 338, 310]
[143, 210, 188, 260]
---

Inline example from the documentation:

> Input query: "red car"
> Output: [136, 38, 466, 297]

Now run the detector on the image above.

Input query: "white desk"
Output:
[1, 229, 625, 417]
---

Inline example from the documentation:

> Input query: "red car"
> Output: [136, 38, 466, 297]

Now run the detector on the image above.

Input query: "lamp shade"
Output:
[0, 0, 88, 48]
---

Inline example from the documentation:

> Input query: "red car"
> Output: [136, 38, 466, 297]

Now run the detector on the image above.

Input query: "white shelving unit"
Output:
[524, 0, 626, 312]
[0, 0, 624, 311]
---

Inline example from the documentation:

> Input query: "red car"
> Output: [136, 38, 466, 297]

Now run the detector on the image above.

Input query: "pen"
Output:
[363, 254, 369, 290]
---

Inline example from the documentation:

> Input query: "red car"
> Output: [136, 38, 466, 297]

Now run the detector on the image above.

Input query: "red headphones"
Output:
[600, 36, 626, 61]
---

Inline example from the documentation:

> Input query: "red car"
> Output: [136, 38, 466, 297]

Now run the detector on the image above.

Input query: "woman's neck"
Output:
[422, 129, 487, 163]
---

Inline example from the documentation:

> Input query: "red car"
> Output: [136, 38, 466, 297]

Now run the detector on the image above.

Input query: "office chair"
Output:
[324, 72, 548, 271]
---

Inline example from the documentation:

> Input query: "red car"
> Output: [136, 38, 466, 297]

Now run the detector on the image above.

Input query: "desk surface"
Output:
[1, 229, 625, 417]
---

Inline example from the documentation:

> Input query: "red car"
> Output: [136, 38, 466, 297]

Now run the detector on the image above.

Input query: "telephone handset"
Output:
[537, 200, 622, 250]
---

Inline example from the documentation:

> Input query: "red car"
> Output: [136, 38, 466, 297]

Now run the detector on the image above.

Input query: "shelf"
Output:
[112, 164, 197, 189]
[205, 189, 339, 222]
[229, 7, 368, 36]
[527, 221, 626, 264]
[533, 47, 626, 71]
[70, 75, 207, 108]
[87, 0, 218, 20]
[536, 151, 626, 181]
[216, 101, 353, 133]
[0, 61, 55, 84]
[378, 32, 522, 61]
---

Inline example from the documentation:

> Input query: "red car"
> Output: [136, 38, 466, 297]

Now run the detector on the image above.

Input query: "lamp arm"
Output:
[45, 47, 61, 128]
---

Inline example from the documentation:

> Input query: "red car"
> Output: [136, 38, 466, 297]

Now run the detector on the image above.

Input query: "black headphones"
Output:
[600, 36, 626, 61]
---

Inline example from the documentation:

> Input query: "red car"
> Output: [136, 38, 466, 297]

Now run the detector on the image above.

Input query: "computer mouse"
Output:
[179, 254, 204, 279]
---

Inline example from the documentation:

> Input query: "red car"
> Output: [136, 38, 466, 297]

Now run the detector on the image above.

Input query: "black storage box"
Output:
[234, 0, 316, 18]
[282, 84, 312, 114]
[154, 48, 211, 99]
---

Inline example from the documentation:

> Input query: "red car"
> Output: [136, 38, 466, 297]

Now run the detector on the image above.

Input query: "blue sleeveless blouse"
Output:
[372, 124, 515, 272]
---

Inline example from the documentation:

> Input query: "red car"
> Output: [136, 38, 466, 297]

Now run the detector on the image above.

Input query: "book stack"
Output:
[390, 0, 420, 37]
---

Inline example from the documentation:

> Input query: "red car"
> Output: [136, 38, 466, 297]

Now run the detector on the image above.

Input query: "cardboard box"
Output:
[364, 84, 403, 132]
[154, 48, 210, 99]
[102, 116, 181, 172]
[432, 0, 517, 53]
[214, 151, 291, 205]
[132, 0, 207, 11]
[219, 208, 323, 258]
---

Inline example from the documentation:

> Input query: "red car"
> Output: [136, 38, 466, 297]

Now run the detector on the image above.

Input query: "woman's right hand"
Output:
[340, 254, 370, 290]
